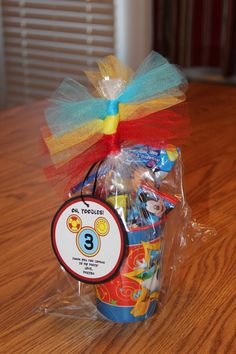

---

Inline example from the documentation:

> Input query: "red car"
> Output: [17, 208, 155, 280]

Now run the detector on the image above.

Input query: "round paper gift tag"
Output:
[51, 196, 127, 283]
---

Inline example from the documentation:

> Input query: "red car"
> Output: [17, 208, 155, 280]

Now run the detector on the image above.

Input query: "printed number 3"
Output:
[84, 233, 94, 250]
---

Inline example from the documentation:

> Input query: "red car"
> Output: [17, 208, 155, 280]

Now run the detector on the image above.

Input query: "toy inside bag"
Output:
[40, 52, 209, 323]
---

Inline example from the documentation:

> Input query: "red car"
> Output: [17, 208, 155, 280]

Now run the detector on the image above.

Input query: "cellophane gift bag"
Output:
[40, 52, 215, 323]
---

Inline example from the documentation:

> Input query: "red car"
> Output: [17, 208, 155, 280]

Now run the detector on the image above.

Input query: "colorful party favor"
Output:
[42, 52, 192, 322]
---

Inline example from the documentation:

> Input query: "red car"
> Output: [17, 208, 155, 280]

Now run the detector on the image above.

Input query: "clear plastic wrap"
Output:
[40, 146, 215, 323]
[40, 52, 215, 323]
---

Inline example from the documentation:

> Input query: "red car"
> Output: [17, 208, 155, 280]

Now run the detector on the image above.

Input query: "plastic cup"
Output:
[95, 223, 163, 322]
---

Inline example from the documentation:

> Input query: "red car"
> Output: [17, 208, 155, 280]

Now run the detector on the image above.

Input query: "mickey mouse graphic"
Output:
[138, 186, 166, 223]
[127, 183, 177, 229]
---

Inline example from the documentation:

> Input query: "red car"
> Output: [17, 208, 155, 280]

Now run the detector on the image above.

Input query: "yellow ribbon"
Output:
[103, 114, 120, 135]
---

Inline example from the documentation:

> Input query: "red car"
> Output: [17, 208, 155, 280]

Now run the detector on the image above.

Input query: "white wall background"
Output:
[114, 0, 153, 69]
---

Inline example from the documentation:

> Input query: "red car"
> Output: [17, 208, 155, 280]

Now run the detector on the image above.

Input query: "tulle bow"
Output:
[42, 51, 190, 195]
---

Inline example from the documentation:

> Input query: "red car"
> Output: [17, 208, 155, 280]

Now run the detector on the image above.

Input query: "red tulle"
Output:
[44, 104, 191, 198]
[119, 104, 191, 147]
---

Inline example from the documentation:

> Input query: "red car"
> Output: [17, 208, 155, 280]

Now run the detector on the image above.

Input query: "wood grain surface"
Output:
[0, 83, 236, 354]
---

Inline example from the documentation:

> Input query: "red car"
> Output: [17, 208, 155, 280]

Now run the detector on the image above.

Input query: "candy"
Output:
[127, 145, 180, 183]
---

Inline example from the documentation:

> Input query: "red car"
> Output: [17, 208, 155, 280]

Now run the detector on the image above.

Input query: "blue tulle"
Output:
[46, 98, 106, 136]
[119, 52, 186, 103]
[45, 52, 186, 137]
[45, 77, 107, 135]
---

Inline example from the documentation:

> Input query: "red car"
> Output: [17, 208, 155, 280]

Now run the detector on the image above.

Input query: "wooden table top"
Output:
[0, 83, 236, 354]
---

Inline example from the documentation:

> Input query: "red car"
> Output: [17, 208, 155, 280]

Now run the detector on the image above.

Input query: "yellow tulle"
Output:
[119, 95, 185, 121]
[44, 119, 103, 155]
[85, 55, 133, 94]
[50, 133, 103, 167]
